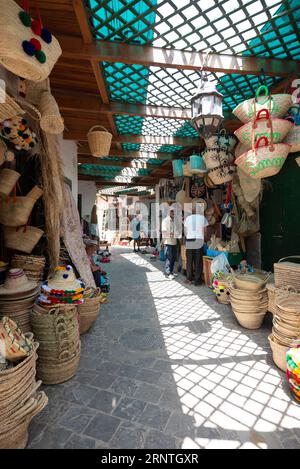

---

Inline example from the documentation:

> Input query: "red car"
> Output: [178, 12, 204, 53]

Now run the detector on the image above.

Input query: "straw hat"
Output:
[0, 268, 37, 296]
[42, 265, 85, 293]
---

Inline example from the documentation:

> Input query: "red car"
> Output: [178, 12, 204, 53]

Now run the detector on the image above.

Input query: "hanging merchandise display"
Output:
[284, 105, 300, 153]
[38, 265, 85, 306]
[203, 147, 234, 170]
[172, 159, 184, 177]
[208, 163, 235, 185]
[237, 167, 261, 204]
[87, 125, 113, 157]
[235, 136, 291, 179]
[0, 0, 62, 82]
[183, 160, 192, 177]
[39, 91, 64, 134]
[189, 154, 207, 175]
[0, 88, 24, 122]
[3, 225, 44, 254]
[232, 85, 293, 124]
[190, 178, 206, 198]
[0, 139, 15, 165]
[0, 115, 38, 151]
[0, 185, 43, 227]
[0, 168, 20, 195]
[205, 128, 237, 152]
[234, 109, 293, 150]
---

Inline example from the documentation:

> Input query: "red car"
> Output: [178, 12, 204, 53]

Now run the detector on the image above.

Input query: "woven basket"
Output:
[0, 185, 43, 227]
[234, 109, 293, 150]
[39, 91, 64, 134]
[235, 136, 290, 179]
[37, 348, 80, 385]
[4, 225, 44, 254]
[266, 283, 279, 315]
[183, 161, 192, 177]
[285, 126, 300, 153]
[203, 148, 234, 170]
[0, 169, 20, 195]
[205, 129, 237, 152]
[0, 88, 24, 122]
[0, 0, 62, 82]
[208, 164, 235, 185]
[87, 125, 112, 157]
[78, 296, 100, 335]
[233, 310, 266, 329]
[268, 334, 288, 372]
[232, 85, 293, 124]
[232, 270, 270, 291]
[274, 256, 300, 289]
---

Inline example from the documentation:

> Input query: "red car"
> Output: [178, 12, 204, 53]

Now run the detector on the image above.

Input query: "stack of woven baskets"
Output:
[30, 304, 80, 385]
[11, 254, 46, 282]
[229, 271, 269, 329]
[0, 318, 48, 448]
[78, 287, 101, 335]
[268, 257, 300, 372]
[203, 129, 237, 185]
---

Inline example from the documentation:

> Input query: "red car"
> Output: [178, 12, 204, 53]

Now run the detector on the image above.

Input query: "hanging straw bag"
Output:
[205, 128, 237, 152]
[0, 0, 62, 82]
[203, 147, 234, 170]
[284, 105, 300, 153]
[87, 125, 112, 157]
[39, 91, 64, 134]
[4, 225, 44, 254]
[233, 85, 293, 124]
[0, 169, 21, 195]
[235, 128, 291, 179]
[208, 164, 235, 185]
[0, 88, 24, 122]
[0, 185, 43, 226]
[234, 108, 293, 150]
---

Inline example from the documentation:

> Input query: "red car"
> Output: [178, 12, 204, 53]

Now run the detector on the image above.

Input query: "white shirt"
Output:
[162, 215, 181, 245]
[184, 214, 208, 240]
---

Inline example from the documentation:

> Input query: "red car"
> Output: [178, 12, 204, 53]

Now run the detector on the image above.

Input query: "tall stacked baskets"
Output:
[11, 255, 46, 282]
[78, 288, 101, 335]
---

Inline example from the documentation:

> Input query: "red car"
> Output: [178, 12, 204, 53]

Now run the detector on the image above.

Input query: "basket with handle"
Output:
[0, 0, 62, 82]
[0, 88, 24, 122]
[274, 256, 300, 289]
[39, 91, 64, 134]
[0, 169, 21, 196]
[235, 131, 290, 179]
[4, 225, 44, 254]
[87, 125, 112, 157]
[234, 108, 293, 150]
[0, 185, 43, 226]
[284, 105, 300, 153]
[205, 128, 237, 152]
[78, 290, 101, 335]
[233, 85, 293, 124]
[208, 163, 235, 185]
[203, 147, 234, 170]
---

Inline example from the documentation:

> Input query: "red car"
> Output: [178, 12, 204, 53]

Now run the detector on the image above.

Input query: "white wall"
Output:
[58, 135, 78, 201]
[78, 180, 97, 219]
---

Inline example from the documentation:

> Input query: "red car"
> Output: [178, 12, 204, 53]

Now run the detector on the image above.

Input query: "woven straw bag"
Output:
[208, 164, 235, 185]
[284, 106, 300, 152]
[205, 128, 237, 152]
[203, 147, 234, 170]
[0, 0, 62, 82]
[87, 125, 112, 157]
[268, 334, 288, 371]
[0, 317, 33, 361]
[0, 168, 20, 195]
[234, 108, 293, 150]
[233, 311, 266, 329]
[39, 91, 64, 134]
[4, 225, 44, 254]
[233, 85, 293, 124]
[235, 134, 291, 179]
[0, 185, 43, 226]
[0, 88, 24, 122]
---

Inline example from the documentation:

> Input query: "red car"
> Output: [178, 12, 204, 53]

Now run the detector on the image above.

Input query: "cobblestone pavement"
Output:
[28, 247, 300, 449]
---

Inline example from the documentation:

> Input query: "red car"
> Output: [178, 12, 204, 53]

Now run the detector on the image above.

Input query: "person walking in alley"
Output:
[162, 207, 180, 280]
[130, 210, 141, 252]
[184, 202, 208, 286]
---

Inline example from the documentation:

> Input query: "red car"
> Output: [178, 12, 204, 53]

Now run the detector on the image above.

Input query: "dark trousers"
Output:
[164, 244, 177, 275]
[186, 247, 203, 284]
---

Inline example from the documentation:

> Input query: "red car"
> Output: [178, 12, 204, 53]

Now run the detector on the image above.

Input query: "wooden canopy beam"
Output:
[77, 144, 176, 160]
[59, 36, 300, 77]
[78, 157, 168, 172]
[79, 175, 156, 186]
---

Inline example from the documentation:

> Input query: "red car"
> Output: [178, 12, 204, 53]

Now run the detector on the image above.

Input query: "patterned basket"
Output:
[233, 85, 293, 124]
[203, 147, 234, 170]
[87, 125, 112, 157]
[235, 136, 290, 179]
[205, 128, 237, 152]
[208, 164, 235, 185]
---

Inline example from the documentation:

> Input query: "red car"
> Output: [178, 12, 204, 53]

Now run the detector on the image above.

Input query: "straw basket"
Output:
[0, 169, 20, 195]
[205, 129, 237, 152]
[0, 185, 43, 227]
[0, 0, 62, 82]
[285, 126, 300, 153]
[268, 334, 288, 372]
[203, 148, 234, 170]
[232, 85, 293, 124]
[234, 311, 266, 329]
[87, 125, 112, 157]
[274, 256, 300, 289]
[235, 136, 290, 179]
[37, 347, 80, 385]
[39, 91, 64, 134]
[234, 109, 293, 150]
[208, 164, 235, 185]
[232, 272, 270, 291]
[4, 226, 44, 254]
[0, 88, 24, 122]
[78, 298, 100, 335]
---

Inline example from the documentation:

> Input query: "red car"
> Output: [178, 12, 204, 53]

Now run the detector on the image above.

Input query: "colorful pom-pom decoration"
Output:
[31, 19, 42, 37]
[35, 50, 46, 64]
[22, 40, 36, 57]
[30, 38, 42, 51]
[19, 10, 31, 27]
[63, 274, 69, 279]
[41, 28, 52, 44]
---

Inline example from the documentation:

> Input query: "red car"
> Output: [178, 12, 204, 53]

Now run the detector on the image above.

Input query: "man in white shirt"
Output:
[184, 203, 208, 286]
[162, 208, 179, 280]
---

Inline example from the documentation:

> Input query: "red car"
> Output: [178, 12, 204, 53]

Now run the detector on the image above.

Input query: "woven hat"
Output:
[0, 268, 37, 295]
[42, 265, 85, 293]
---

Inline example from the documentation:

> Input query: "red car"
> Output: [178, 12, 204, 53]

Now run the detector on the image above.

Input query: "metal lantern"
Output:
[191, 75, 224, 138]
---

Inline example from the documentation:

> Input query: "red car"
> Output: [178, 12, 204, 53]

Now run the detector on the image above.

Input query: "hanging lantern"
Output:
[191, 75, 224, 138]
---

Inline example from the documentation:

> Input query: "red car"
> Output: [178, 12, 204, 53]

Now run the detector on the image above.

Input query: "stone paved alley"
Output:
[28, 247, 300, 449]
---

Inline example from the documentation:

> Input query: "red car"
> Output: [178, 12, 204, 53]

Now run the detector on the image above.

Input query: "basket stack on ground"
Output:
[11, 254, 46, 282]
[78, 287, 101, 335]
[229, 271, 269, 329]
[0, 269, 39, 333]
[286, 347, 300, 402]
[0, 317, 48, 448]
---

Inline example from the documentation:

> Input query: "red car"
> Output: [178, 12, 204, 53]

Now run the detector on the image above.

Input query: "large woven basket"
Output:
[205, 129, 237, 152]
[203, 147, 234, 170]
[0, 169, 20, 196]
[0, 185, 43, 227]
[208, 164, 235, 185]
[234, 109, 293, 150]
[233, 310, 266, 329]
[87, 125, 112, 157]
[232, 85, 293, 124]
[232, 270, 270, 291]
[39, 91, 64, 134]
[37, 348, 80, 385]
[274, 256, 300, 289]
[235, 136, 290, 179]
[0, 0, 62, 82]
[4, 225, 44, 254]
[0, 88, 24, 122]
[268, 334, 288, 372]
[78, 296, 101, 335]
